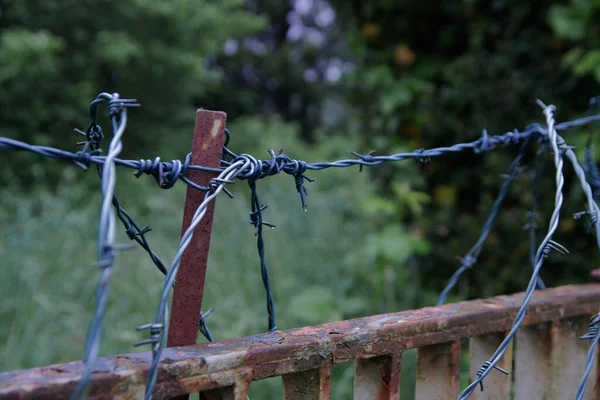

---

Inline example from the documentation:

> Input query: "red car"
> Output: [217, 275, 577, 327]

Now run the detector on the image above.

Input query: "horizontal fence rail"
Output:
[1, 284, 599, 399]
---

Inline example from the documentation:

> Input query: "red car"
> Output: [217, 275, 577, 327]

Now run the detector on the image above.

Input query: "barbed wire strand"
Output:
[437, 137, 538, 305]
[249, 179, 278, 331]
[559, 139, 600, 399]
[135, 159, 250, 400]
[3, 95, 600, 398]
[3, 115, 600, 206]
[576, 314, 600, 399]
[575, 96, 600, 400]
[458, 101, 568, 399]
[70, 93, 139, 400]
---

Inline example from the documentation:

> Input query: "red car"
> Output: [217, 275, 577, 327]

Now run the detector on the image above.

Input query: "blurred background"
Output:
[1, 0, 600, 398]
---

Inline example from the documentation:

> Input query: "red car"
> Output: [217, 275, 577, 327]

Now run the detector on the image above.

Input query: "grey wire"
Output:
[576, 314, 600, 400]
[459, 101, 568, 399]
[560, 143, 600, 400]
[70, 93, 129, 400]
[3, 115, 600, 196]
[3, 95, 600, 398]
[137, 159, 249, 400]
[437, 138, 540, 306]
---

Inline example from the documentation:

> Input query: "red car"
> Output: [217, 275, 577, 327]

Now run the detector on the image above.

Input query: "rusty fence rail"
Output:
[3, 95, 600, 399]
[1, 283, 599, 399]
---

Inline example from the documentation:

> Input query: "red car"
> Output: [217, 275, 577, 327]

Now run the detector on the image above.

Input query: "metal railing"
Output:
[3, 98, 600, 399]
[1, 283, 599, 399]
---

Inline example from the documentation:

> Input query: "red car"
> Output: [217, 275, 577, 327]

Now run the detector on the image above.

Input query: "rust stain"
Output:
[2, 284, 600, 399]
[168, 109, 226, 351]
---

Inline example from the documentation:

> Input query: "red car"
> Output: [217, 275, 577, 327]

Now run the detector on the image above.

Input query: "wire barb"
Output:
[4, 93, 600, 400]
[198, 308, 215, 342]
[476, 361, 509, 392]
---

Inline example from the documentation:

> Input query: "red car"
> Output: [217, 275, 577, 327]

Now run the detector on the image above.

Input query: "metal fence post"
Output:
[167, 109, 226, 348]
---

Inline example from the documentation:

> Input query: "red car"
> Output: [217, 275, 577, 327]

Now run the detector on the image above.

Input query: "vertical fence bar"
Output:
[468, 333, 513, 400]
[283, 368, 331, 400]
[514, 322, 553, 399]
[167, 109, 227, 400]
[415, 340, 461, 400]
[354, 353, 401, 400]
[199, 374, 252, 400]
[552, 316, 598, 399]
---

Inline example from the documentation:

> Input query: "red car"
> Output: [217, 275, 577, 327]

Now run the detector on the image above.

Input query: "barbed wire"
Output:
[249, 180, 278, 332]
[2, 93, 600, 399]
[458, 101, 569, 399]
[576, 314, 600, 400]
[459, 101, 600, 399]
[3, 114, 600, 204]
[436, 137, 542, 306]
[135, 159, 249, 400]
[69, 93, 140, 399]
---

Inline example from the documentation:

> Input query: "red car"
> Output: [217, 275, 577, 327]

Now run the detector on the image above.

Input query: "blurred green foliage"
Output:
[0, 0, 265, 184]
[1, 0, 600, 398]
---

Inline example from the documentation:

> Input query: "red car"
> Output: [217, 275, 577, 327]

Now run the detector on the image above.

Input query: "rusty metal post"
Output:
[167, 110, 226, 400]
[168, 109, 226, 347]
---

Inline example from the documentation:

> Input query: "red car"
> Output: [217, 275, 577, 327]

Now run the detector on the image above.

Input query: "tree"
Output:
[0, 0, 265, 185]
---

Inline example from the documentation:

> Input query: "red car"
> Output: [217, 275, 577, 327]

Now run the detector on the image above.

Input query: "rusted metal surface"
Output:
[469, 332, 513, 400]
[282, 368, 330, 400]
[2, 284, 600, 399]
[168, 109, 226, 350]
[514, 322, 553, 399]
[415, 340, 460, 399]
[353, 354, 400, 400]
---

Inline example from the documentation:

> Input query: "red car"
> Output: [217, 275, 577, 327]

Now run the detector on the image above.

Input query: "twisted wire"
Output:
[437, 138, 535, 305]
[4, 94, 600, 398]
[3, 115, 600, 208]
[560, 135, 600, 399]
[576, 314, 600, 400]
[198, 308, 215, 343]
[136, 159, 249, 400]
[249, 180, 277, 331]
[111, 195, 168, 275]
[70, 93, 139, 400]
[459, 101, 568, 399]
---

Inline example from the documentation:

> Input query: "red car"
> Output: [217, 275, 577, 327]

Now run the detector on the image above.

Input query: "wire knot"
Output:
[209, 177, 235, 198]
[249, 204, 276, 234]
[415, 148, 431, 164]
[541, 240, 569, 259]
[125, 225, 152, 241]
[351, 150, 376, 171]
[198, 309, 215, 342]
[475, 129, 494, 154]
[282, 159, 314, 210]
[72, 148, 102, 171]
[134, 157, 185, 189]
[233, 154, 264, 180]
[107, 97, 140, 118]
[457, 254, 477, 269]
[500, 129, 522, 146]
[135, 323, 164, 351]
[85, 125, 104, 146]
[580, 314, 600, 340]
[476, 361, 509, 391]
